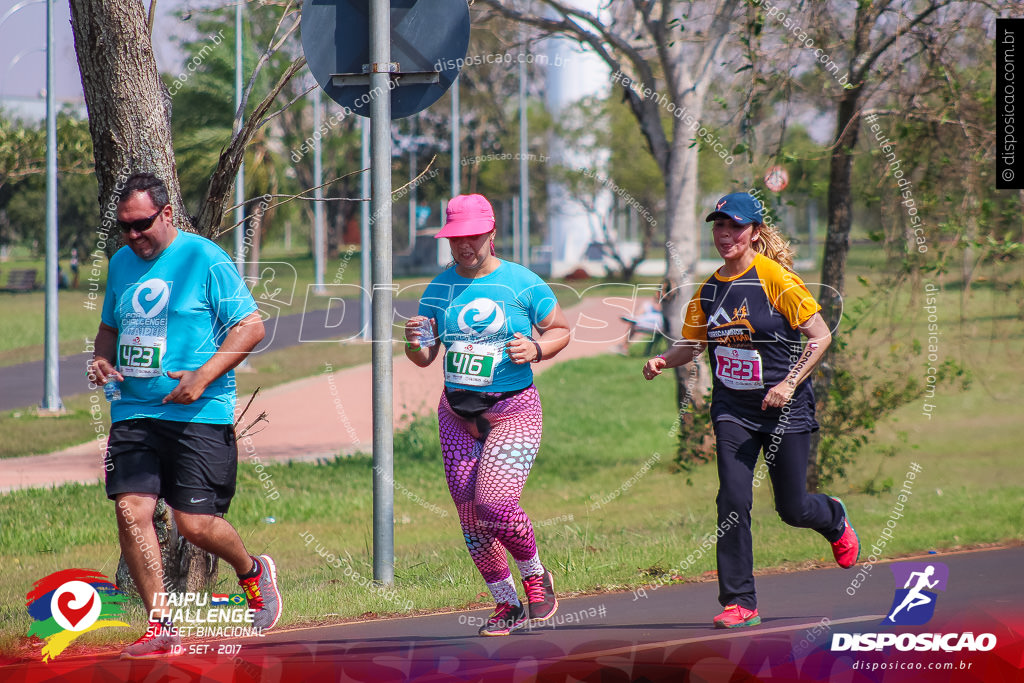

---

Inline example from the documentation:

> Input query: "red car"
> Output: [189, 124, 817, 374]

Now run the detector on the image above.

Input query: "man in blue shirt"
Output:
[89, 173, 281, 658]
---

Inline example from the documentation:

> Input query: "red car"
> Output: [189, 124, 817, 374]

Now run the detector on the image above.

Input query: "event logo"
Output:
[131, 278, 170, 318]
[456, 298, 505, 336]
[25, 569, 129, 662]
[883, 562, 948, 625]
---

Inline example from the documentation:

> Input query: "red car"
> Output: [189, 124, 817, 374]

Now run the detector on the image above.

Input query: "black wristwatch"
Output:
[529, 337, 542, 363]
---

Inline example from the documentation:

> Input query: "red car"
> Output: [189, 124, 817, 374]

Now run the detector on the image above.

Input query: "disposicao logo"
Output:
[831, 561, 997, 653]
[25, 569, 129, 662]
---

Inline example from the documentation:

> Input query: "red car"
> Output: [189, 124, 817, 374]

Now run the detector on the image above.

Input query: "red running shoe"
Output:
[120, 621, 180, 659]
[713, 604, 761, 629]
[830, 497, 861, 569]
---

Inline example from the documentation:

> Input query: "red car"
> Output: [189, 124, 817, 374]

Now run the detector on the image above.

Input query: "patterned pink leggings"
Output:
[438, 385, 543, 583]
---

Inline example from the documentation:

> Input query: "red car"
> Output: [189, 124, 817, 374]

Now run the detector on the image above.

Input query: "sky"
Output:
[0, 0, 192, 118]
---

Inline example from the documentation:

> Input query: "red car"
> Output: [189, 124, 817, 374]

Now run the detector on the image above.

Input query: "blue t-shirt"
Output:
[418, 260, 557, 392]
[101, 231, 257, 424]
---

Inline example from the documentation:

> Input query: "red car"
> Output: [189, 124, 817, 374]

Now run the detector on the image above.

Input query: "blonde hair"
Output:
[752, 222, 795, 270]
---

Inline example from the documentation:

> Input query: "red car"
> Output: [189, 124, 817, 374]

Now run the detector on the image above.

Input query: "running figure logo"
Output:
[882, 562, 949, 625]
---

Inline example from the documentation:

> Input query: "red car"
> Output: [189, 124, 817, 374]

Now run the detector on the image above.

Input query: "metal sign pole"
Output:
[369, 0, 395, 585]
[519, 55, 529, 267]
[313, 87, 326, 294]
[451, 75, 460, 196]
[301, 0, 469, 590]
[360, 117, 371, 341]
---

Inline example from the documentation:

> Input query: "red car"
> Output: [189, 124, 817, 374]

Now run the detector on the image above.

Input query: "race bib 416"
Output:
[444, 340, 501, 387]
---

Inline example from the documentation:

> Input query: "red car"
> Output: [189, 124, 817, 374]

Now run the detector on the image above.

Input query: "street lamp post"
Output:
[42, 0, 62, 412]
[234, 1, 245, 275]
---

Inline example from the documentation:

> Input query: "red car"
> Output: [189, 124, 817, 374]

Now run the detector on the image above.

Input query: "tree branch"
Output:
[258, 83, 317, 129]
[477, 0, 671, 172]
[234, 3, 300, 135]
[194, 55, 307, 236]
[854, 1, 947, 84]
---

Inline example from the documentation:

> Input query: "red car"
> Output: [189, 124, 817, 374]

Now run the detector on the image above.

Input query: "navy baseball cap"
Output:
[705, 192, 764, 225]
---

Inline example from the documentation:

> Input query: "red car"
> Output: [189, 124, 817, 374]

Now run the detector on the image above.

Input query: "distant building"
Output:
[542, 0, 611, 277]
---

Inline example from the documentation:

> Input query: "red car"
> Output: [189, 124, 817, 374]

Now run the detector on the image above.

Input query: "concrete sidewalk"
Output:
[0, 295, 650, 492]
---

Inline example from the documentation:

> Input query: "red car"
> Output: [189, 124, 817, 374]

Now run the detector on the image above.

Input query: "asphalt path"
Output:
[0, 301, 419, 413]
[3, 546, 1020, 682]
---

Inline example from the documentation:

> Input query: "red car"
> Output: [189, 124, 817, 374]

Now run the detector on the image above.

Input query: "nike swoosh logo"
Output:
[190, 497, 208, 503]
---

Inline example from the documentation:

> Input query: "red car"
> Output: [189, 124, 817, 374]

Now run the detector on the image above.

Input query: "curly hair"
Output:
[752, 221, 795, 270]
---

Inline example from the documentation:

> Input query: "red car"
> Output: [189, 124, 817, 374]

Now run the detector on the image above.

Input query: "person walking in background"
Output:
[405, 194, 570, 636]
[642, 192, 859, 629]
[88, 173, 281, 658]
[70, 247, 80, 289]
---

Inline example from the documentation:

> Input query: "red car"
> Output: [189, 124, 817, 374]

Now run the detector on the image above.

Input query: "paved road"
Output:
[2, 546, 1020, 681]
[0, 302, 419, 412]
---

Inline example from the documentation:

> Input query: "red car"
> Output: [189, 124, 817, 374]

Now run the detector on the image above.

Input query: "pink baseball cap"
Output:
[435, 194, 495, 239]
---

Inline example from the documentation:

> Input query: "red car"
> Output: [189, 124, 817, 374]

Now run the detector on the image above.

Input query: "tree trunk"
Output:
[70, 0, 216, 594]
[663, 91, 713, 461]
[809, 85, 862, 492]
[69, 0, 189, 248]
[115, 500, 218, 596]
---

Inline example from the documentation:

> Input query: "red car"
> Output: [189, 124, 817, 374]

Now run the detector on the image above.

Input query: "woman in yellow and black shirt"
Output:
[642, 192, 860, 629]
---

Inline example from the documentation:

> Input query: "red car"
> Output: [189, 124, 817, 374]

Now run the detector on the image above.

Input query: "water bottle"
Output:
[104, 380, 121, 402]
[417, 318, 436, 348]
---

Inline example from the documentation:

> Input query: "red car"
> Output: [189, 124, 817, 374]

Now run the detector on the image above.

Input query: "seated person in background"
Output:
[615, 281, 666, 355]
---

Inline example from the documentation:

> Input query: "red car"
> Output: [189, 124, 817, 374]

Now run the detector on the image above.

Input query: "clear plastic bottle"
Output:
[417, 318, 436, 348]
[104, 380, 121, 402]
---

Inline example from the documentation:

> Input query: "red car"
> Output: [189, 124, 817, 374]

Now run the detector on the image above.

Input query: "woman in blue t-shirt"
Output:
[642, 192, 861, 629]
[405, 194, 570, 636]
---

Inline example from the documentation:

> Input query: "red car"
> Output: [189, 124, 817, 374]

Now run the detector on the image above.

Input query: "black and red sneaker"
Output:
[522, 569, 558, 623]
[478, 602, 528, 636]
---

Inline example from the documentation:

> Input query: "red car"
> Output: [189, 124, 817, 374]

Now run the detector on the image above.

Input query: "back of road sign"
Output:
[301, 0, 470, 119]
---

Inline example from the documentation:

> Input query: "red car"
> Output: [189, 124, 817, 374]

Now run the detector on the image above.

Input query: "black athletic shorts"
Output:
[104, 418, 238, 514]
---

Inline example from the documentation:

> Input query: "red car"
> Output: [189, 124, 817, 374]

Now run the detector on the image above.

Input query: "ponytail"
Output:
[753, 222, 794, 270]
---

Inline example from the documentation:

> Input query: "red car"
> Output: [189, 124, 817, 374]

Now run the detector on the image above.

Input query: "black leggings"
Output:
[713, 420, 845, 610]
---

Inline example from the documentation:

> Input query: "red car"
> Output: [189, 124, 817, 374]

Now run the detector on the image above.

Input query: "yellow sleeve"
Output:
[680, 283, 709, 341]
[757, 254, 820, 328]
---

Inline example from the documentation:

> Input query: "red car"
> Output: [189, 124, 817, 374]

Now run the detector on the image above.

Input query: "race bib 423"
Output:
[117, 334, 165, 378]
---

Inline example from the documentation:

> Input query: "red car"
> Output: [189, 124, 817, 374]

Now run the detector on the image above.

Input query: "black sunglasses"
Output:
[118, 207, 164, 233]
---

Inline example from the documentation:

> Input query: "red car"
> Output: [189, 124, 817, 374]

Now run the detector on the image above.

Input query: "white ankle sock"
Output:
[515, 553, 544, 578]
[486, 575, 520, 606]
